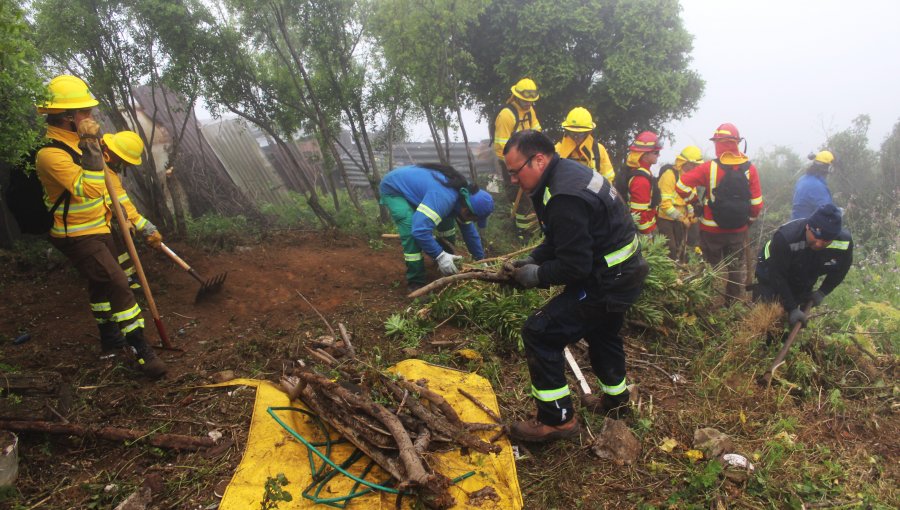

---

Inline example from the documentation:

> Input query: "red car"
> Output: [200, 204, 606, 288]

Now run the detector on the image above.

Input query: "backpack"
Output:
[707, 159, 752, 229]
[614, 166, 660, 209]
[5, 140, 77, 235]
[488, 104, 528, 146]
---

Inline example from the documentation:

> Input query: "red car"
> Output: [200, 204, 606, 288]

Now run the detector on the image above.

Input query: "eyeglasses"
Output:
[508, 155, 534, 177]
[516, 89, 538, 100]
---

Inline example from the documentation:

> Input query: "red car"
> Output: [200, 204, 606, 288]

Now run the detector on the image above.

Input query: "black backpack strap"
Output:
[41, 139, 81, 234]
[505, 104, 522, 132]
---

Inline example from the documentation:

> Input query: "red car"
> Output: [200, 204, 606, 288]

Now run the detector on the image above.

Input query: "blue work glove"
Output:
[435, 251, 462, 276]
[788, 307, 808, 328]
[512, 264, 541, 288]
[810, 290, 826, 307]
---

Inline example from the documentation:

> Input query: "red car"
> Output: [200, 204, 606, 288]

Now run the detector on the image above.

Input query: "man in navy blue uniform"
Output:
[503, 130, 648, 442]
[755, 204, 853, 329]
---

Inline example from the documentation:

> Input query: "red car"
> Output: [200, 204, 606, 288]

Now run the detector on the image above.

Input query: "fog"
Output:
[664, 0, 900, 162]
[431, 0, 900, 165]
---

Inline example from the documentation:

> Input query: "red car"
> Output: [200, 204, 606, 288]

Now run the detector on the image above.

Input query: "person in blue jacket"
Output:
[379, 164, 494, 290]
[792, 150, 835, 220]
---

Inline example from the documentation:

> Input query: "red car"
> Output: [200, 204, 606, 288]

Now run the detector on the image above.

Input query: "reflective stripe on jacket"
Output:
[628, 167, 656, 234]
[755, 219, 853, 310]
[107, 172, 148, 231]
[657, 165, 688, 221]
[676, 159, 763, 233]
[493, 103, 541, 158]
[379, 166, 485, 260]
[36, 126, 111, 238]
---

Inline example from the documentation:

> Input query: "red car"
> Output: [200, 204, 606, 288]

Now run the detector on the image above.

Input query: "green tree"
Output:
[371, 0, 489, 181]
[0, 0, 47, 166]
[878, 119, 900, 203]
[824, 115, 885, 253]
[463, 0, 703, 164]
[33, 0, 179, 231]
[753, 145, 804, 224]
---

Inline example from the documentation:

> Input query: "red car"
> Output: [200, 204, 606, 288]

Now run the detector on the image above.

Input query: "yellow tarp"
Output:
[212, 359, 523, 509]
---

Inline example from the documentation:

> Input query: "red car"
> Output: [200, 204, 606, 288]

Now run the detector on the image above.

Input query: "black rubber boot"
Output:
[125, 330, 168, 379]
[98, 322, 128, 352]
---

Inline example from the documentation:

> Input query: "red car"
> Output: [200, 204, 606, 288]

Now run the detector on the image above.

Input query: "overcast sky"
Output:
[428, 0, 900, 164]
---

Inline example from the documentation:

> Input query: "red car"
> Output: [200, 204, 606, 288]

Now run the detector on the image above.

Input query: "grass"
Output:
[376, 233, 898, 508]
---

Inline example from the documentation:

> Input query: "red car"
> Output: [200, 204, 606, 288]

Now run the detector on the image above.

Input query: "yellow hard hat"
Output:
[561, 107, 595, 132]
[677, 145, 704, 164]
[510, 78, 539, 101]
[37, 75, 99, 113]
[814, 150, 834, 165]
[102, 131, 144, 166]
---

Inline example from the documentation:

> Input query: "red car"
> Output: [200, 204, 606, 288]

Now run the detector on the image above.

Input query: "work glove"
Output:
[435, 251, 462, 276]
[145, 230, 163, 249]
[143, 222, 162, 248]
[788, 307, 808, 328]
[512, 264, 541, 289]
[77, 119, 105, 171]
[810, 290, 826, 308]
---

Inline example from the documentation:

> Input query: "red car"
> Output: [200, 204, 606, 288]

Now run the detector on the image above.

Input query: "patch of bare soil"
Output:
[0, 231, 416, 508]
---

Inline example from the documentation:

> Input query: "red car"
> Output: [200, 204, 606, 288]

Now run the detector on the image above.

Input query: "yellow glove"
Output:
[145, 230, 163, 248]
[680, 216, 692, 228]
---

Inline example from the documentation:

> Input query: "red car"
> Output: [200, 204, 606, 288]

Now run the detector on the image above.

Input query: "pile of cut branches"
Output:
[280, 357, 503, 509]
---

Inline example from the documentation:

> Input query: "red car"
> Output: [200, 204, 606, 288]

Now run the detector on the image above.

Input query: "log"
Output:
[407, 269, 512, 299]
[0, 420, 217, 451]
[298, 371, 426, 480]
[381, 377, 500, 455]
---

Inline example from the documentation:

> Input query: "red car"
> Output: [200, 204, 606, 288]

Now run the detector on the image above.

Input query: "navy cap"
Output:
[807, 204, 842, 240]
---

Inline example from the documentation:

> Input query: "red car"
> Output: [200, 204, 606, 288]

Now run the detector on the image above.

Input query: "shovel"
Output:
[158, 243, 227, 303]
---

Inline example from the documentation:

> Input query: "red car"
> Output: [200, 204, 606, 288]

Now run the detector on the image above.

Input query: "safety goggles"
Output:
[515, 89, 539, 100]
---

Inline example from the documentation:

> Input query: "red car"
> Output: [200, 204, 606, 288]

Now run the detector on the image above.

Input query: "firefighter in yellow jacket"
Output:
[35, 75, 167, 378]
[656, 146, 703, 261]
[101, 131, 163, 289]
[494, 78, 541, 239]
[555, 107, 615, 183]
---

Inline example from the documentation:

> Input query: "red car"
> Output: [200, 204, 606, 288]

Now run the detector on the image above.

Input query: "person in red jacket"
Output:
[675, 123, 763, 303]
[620, 131, 661, 235]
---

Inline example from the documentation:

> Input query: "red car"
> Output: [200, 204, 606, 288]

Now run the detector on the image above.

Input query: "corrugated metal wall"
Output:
[336, 139, 496, 189]
[201, 120, 293, 207]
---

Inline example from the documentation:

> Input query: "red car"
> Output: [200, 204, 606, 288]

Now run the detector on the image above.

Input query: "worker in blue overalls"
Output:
[380, 164, 494, 291]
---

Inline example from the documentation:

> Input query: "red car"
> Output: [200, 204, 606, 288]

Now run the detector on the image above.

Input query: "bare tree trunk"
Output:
[270, 7, 364, 217]
[455, 103, 477, 183]
[422, 106, 447, 165]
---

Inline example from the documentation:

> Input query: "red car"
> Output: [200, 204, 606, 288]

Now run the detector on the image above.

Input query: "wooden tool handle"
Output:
[104, 170, 172, 348]
[159, 243, 192, 272]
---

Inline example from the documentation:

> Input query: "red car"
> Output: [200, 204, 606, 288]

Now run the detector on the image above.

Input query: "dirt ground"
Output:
[0, 232, 417, 508]
[1, 231, 896, 509]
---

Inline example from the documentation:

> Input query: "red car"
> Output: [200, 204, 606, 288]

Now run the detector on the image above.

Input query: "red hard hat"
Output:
[629, 131, 662, 152]
[710, 123, 741, 141]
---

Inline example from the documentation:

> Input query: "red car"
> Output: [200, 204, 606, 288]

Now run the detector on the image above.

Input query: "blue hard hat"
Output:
[464, 189, 494, 228]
